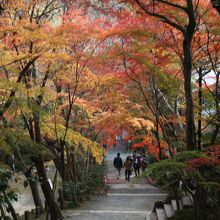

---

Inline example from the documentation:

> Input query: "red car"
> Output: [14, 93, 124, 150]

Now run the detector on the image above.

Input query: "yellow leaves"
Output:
[145, 135, 153, 144]
[90, 143, 104, 164]
[41, 122, 104, 164]
[79, 68, 100, 90]
[127, 117, 154, 131]
[74, 98, 97, 114]
[68, 133, 104, 164]
[160, 140, 169, 149]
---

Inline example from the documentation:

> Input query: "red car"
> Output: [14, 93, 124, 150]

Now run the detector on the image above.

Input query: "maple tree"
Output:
[0, 1, 65, 218]
[0, 0, 220, 219]
[193, 10, 220, 146]
[95, 0, 220, 151]
[0, 1, 113, 217]
[0, 0, 105, 218]
[88, 6, 187, 158]
[122, 0, 211, 150]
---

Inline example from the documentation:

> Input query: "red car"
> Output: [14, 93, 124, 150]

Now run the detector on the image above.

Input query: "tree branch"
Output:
[134, 0, 186, 33]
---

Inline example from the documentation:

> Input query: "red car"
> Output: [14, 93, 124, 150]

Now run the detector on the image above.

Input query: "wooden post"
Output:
[24, 211, 30, 220]
[198, 67, 202, 150]
[35, 206, 41, 218]
[45, 200, 48, 211]
[58, 189, 64, 210]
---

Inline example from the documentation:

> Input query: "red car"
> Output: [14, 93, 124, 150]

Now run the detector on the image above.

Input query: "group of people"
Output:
[113, 152, 148, 181]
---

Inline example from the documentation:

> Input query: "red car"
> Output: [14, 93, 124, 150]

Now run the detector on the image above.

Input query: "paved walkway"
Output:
[65, 141, 166, 220]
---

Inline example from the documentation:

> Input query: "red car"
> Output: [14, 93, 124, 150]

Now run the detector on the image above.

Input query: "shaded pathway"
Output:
[65, 141, 166, 220]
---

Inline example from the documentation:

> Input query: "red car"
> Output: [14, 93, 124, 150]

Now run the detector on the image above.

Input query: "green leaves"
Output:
[145, 150, 220, 200]
[146, 160, 185, 186]
[0, 128, 52, 171]
[171, 151, 209, 162]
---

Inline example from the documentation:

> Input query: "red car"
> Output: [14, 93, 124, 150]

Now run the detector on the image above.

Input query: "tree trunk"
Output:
[0, 203, 6, 219]
[194, 190, 200, 220]
[198, 68, 202, 150]
[154, 117, 162, 160]
[60, 139, 66, 181]
[182, 23, 197, 150]
[15, 145, 44, 213]
[33, 116, 62, 220]
[24, 171, 44, 212]
[3, 191, 19, 220]
[211, 124, 220, 145]
[34, 157, 63, 220]
[193, 199, 199, 220]
[217, 191, 220, 220]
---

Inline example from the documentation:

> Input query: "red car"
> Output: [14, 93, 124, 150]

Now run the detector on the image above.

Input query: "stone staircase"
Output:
[64, 183, 167, 220]
[149, 194, 193, 220]
[64, 141, 193, 220]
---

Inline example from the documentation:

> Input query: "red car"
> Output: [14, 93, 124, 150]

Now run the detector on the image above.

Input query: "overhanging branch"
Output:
[134, 0, 186, 33]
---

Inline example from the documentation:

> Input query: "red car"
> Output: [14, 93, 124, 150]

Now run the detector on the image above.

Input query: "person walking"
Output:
[141, 154, 148, 172]
[124, 156, 133, 181]
[133, 154, 141, 176]
[113, 153, 123, 178]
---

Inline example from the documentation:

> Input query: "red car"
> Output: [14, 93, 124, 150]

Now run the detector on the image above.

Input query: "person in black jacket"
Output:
[133, 154, 141, 176]
[113, 153, 123, 178]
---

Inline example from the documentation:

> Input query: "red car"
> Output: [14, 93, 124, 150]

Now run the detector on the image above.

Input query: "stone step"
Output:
[171, 200, 182, 212]
[164, 204, 174, 218]
[150, 212, 157, 220]
[108, 184, 163, 194]
[65, 210, 151, 220]
[181, 195, 193, 207]
[108, 184, 161, 190]
[69, 194, 167, 212]
[107, 189, 163, 194]
[107, 193, 167, 197]
[156, 208, 167, 220]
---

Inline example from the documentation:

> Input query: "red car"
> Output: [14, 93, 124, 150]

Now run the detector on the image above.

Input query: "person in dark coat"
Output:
[133, 154, 142, 176]
[113, 153, 123, 178]
[124, 156, 133, 181]
[141, 154, 148, 172]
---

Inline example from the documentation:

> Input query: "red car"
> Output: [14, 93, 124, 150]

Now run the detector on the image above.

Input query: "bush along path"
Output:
[145, 150, 220, 220]
[64, 141, 167, 220]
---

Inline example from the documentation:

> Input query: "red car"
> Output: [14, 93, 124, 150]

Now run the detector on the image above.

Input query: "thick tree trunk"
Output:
[35, 157, 63, 220]
[183, 51, 197, 150]
[24, 171, 44, 212]
[33, 117, 62, 220]
[182, 11, 197, 150]
[15, 145, 44, 213]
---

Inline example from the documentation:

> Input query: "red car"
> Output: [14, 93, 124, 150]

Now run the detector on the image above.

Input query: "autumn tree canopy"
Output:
[0, 0, 220, 219]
